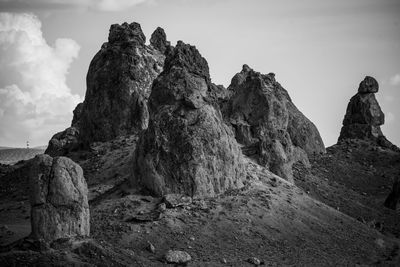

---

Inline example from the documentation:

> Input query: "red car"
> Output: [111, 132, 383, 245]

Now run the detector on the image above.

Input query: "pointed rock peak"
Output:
[358, 76, 379, 94]
[108, 22, 146, 46]
[242, 64, 252, 73]
[150, 27, 170, 53]
[164, 40, 210, 81]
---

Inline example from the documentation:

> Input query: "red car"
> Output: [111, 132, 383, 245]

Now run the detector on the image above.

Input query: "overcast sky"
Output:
[0, 0, 399, 147]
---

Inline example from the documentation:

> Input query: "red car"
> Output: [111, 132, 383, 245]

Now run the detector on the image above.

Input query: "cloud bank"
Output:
[0, 0, 149, 12]
[0, 12, 81, 147]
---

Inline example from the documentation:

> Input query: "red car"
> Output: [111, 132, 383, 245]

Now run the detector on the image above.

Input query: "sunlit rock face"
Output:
[223, 65, 325, 181]
[46, 22, 169, 156]
[29, 155, 89, 242]
[339, 76, 396, 149]
[131, 41, 245, 197]
[78, 22, 167, 144]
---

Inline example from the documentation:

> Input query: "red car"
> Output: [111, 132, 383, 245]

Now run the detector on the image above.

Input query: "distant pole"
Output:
[26, 141, 29, 149]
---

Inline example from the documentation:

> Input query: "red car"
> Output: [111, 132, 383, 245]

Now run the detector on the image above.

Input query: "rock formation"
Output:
[29, 155, 90, 242]
[131, 41, 245, 197]
[338, 76, 396, 149]
[46, 22, 168, 156]
[223, 65, 325, 181]
[384, 177, 400, 210]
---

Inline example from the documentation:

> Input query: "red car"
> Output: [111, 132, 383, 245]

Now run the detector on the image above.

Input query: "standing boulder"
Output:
[29, 155, 90, 242]
[223, 65, 325, 181]
[338, 76, 396, 149]
[132, 41, 245, 197]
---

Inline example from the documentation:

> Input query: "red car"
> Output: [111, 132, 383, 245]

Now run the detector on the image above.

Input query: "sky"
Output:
[0, 0, 399, 148]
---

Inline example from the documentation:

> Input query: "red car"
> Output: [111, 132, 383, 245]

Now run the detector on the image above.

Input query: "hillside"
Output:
[0, 148, 45, 165]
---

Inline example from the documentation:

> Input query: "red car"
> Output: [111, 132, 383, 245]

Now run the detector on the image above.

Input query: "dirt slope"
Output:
[1, 147, 400, 266]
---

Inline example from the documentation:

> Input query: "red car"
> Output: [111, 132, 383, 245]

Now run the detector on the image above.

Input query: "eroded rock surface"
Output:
[132, 41, 245, 197]
[338, 76, 396, 149]
[46, 22, 168, 156]
[223, 65, 325, 181]
[29, 155, 90, 242]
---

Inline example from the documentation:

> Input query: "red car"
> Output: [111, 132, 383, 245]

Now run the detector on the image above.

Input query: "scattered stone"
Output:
[29, 155, 90, 242]
[164, 250, 192, 264]
[247, 257, 261, 265]
[147, 242, 156, 253]
[163, 194, 193, 208]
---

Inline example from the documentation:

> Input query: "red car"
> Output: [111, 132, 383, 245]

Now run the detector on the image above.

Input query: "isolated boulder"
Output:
[339, 76, 396, 149]
[132, 41, 245, 197]
[223, 65, 325, 181]
[29, 155, 90, 242]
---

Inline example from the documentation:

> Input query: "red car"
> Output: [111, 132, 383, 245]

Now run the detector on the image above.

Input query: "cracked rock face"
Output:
[223, 65, 325, 181]
[78, 23, 166, 144]
[29, 155, 89, 242]
[46, 22, 168, 156]
[132, 41, 245, 197]
[338, 76, 396, 149]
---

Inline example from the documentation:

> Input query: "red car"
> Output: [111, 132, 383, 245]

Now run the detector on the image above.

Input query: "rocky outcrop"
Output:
[223, 65, 325, 181]
[45, 127, 81, 157]
[131, 41, 245, 197]
[46, 22, 168, 156]
[150, 27, 170, 54]
[29, 155, 90, 242]
[338, 76, 396, 149]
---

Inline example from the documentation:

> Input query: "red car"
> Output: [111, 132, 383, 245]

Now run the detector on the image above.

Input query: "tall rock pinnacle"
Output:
[338, 76, 396, 149]
[131, 41, 245, 197]
[46, 22, 168, 156]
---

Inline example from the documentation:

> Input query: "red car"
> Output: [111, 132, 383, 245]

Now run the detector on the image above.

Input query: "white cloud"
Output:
[0, 0, 150, 12]
[94, 0, 148, 11]
[0, 12, 81, 147]
[390, 74, 400, 86]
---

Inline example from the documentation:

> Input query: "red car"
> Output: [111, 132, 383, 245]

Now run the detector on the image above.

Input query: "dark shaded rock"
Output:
[29, 155, 90, 242]
[223, 65, 325, 181]
[71, 103, 83, 127]
[384, 177, 400, 210]
[163, 194, 192, 208]
[338, 76, 397, 150]
[150, 27, 170, 54]
[132, 41, 245, 197]
[108, 22, 146, 46]
[358, 76, 379, 94]
[45, 127, 81, 157]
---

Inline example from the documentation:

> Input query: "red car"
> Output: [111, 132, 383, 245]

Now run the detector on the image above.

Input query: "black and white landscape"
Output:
[0, 1, 400, 266]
